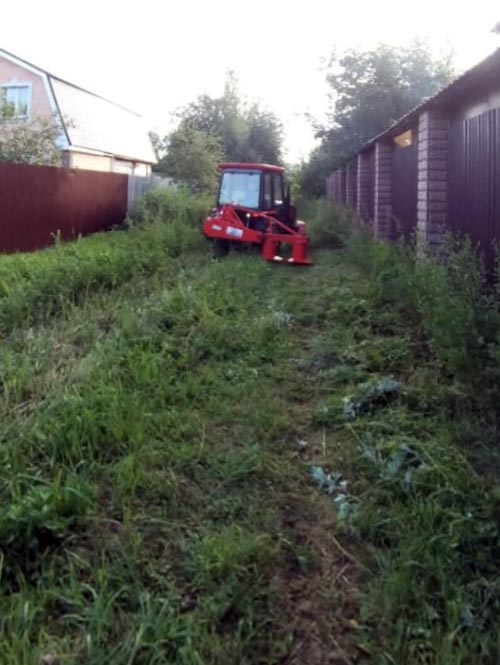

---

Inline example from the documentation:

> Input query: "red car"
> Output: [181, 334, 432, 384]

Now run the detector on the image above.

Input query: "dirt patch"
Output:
[273, 492, 362, 664]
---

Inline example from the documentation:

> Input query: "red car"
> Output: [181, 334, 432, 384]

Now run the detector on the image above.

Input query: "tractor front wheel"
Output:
[212, 239, 230, 259]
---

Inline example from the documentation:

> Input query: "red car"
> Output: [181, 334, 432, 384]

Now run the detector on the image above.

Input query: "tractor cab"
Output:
[216, 163, 297, 231]
[202, 162, 312, 265]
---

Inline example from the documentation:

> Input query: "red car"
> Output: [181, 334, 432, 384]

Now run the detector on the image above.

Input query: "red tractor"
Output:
[202, 163, 312, 265]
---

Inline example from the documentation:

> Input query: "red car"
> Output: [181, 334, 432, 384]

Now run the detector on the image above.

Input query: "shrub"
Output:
[348, 226, 500, 409]
[306, 200, 500, 411]
[299, 198, 351, 249]
[138, 187, 212, 227]
[0, 204, 204, 331]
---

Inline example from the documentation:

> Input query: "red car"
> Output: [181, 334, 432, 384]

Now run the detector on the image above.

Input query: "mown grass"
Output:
[2, 191, 500, 664]
[0, 191, 357, 664]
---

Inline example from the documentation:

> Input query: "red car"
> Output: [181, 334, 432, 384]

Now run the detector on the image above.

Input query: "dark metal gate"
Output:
[391, 135, 418, 240]
[448, 108, 500, 271]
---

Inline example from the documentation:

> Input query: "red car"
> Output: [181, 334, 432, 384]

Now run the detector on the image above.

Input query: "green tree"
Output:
[296, 143, 336, 198]
[172, 72, 283, 165]
[149, 130, 162, 161]
[0, 90, 62, 166]
[158, 126, 223, 194]
[238, 104, 283, 164]
[300, 41, 454, 197]
[0, 115, 62, 167]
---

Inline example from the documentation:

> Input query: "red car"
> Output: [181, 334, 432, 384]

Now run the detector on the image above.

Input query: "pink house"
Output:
[0, 48, 157, 175]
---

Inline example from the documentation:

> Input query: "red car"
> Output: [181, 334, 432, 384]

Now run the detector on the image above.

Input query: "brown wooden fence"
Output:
[0, 163, 128, 253]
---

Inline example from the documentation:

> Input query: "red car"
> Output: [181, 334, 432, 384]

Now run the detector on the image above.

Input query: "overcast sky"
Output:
[2, 0, 499, 161]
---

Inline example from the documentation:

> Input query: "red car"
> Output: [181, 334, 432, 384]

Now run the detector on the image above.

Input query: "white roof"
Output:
[50, 77, 157, 164]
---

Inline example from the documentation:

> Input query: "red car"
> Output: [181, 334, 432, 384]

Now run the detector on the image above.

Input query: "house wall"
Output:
[113, 160, 151, 177]
[448, 82, 500, 123]
[0, 55, 53, 118]
[64, 151, 152, 176]
[130, 162, 151, 177]
[68, 151, 114, 172]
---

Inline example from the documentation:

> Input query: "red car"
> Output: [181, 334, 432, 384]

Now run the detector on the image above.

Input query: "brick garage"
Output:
[327, 48, 500, 266]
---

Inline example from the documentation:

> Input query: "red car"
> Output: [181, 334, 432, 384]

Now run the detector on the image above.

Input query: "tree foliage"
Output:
[0, 91, 62, 166]
[299, 41, 454, 197]
[155, 73, 283, 193]
[0, 115, 62, 167]
[158, 127, 223, 194]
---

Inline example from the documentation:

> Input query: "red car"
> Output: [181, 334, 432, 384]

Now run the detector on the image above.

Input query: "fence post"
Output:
[374, 141, 393, 239]
[417, 110, 448, 251]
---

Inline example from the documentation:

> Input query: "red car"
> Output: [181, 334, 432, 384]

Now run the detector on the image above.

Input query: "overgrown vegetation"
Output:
[0, 89, 62, 166]
[152, 72, 284, 193]
[2, 193, 500, 664]
[0, 191, 351, 664]
[0, 114, 62, 167]
[299, 41, 454, 196]
[305, 208, 500, 663]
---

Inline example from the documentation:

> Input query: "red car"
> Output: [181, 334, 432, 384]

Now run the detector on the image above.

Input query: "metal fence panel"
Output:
[127, 174, 174, 217]
[0, 163, 128, 253]
[448, 108, 500, 271]
[365, 148, 375, 221]
[391, 132, 418, 240]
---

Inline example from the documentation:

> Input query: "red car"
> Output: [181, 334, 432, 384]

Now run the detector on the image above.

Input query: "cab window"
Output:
[262, 173, 272, 209]
[273, 175, 284, 207]
[218, 170, 260, 209]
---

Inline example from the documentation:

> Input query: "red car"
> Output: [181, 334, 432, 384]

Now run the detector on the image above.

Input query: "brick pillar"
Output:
[346, 165, 357, 209]
[326, 173, 332, 202]
[330, 173, 336, 203]
[334, 170, 341, 203]
[357, 152, 371, 221]
[374, 141, 392, 239]
[417, 111, 448, 250]
[338, 169, 346, 205]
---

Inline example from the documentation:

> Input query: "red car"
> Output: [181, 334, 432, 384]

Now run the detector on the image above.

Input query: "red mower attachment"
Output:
[202, 163, 313, 265]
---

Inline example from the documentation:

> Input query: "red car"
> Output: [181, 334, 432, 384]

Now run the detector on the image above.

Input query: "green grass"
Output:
[1, 194, 500, 664]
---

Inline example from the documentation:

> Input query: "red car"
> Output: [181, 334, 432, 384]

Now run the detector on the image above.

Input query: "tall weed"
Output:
[0, 192, 206, 331]
[341, 218, 500, 408]
[299, 198, 351, 249]
[138, 187, 211, 227]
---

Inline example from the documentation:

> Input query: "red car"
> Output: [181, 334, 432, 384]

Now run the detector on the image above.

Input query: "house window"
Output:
[1, 85, 31, 119]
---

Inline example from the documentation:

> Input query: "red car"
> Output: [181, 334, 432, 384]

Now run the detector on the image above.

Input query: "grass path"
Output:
[1, 223, 497, 664]
[0, 234, 365, 664]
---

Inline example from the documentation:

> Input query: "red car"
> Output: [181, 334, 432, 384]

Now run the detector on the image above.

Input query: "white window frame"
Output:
[0, 82, 32, 120]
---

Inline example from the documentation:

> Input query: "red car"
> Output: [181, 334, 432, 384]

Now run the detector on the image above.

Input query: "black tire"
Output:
[212, 239, 230, 259]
